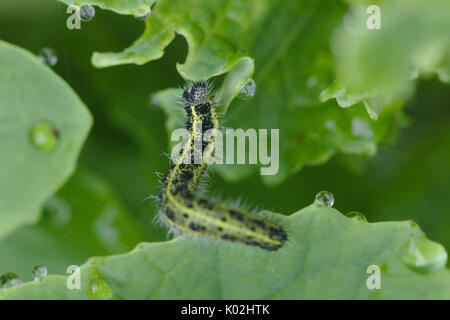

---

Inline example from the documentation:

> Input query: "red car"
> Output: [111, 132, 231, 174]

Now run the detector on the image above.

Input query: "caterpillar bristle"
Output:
[158, 81, 287, 251]
[182, 81, 213, 106]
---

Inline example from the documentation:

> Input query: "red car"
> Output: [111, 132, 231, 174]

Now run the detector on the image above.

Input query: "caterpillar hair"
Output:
[158, 81, 287, 251]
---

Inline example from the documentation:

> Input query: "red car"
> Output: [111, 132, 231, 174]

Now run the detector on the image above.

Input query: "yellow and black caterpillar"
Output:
[158, 81, 287, 251]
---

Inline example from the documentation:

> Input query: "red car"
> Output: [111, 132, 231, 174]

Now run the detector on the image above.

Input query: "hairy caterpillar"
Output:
[158, 81, 287, 251]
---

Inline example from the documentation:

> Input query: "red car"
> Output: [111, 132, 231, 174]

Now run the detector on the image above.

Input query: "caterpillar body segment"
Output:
[158, 81, 287, 251]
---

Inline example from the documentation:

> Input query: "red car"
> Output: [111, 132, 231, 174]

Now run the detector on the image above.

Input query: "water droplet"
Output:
[134, 5, 151, 20]
[38, 47, 58, 67]
[32, 265, 48, 281]
[80, 5, 95, 22]
[409, 220, 418, 229]
[87, 277, 113, 300]
[0, 272, 23, 289]
[314, 191, 334, 207]
[29, 122, 59, 151]
[345, 211, 367, 223]
[237, 79, 256, 100]
[400, 235, 448, 274]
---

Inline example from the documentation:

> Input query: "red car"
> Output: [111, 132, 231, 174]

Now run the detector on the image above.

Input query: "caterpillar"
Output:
[158, 81, 287, 251]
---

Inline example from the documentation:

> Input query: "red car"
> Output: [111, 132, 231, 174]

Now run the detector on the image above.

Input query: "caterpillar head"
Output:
[182, 81, 212, 106]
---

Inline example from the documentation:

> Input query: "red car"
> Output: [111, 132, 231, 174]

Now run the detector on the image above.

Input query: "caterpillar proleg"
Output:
[158, 81, 287, 251]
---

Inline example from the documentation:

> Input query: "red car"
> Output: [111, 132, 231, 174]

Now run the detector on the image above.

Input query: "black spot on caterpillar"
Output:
[158, 81, 287, 251]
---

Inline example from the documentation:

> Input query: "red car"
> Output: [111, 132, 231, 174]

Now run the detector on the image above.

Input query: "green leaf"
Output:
[155, 87, 406, 185]
[89, 0, 260, 78]
[56, 0, 413, 184]
[319, 78, 396, 121]
[40, 168, 148, 254]
[144, 0, 407, 184]
[0, 168, 148, 281]
[1, 204, 449, 299]
[326, 0, 450, 117]
[0, 40, 92, 239]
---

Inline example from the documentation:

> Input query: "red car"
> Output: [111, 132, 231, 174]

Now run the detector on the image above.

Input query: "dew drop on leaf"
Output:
[134, 5, 151, 21]
[409, 220, 419, 229]
[399, 235, 448, 274]
[29, 122, 59, 151]
[87, 267, 113, 300]
[32, 265, 48, 281]
[80, 5, 95, 22]
[345, 211, 367, 222]
[314, 191, 334, 207]
[87, 277, 113, 300]
[237, 79, 256, 100]
[0, 272, 23, 289]
[38, 47, 58, 67]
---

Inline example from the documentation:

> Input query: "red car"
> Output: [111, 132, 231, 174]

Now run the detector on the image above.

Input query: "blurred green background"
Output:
[0, 0, 448, 281]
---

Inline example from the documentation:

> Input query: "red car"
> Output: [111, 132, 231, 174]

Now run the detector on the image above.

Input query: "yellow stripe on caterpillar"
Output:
[158, 81, 287, 251]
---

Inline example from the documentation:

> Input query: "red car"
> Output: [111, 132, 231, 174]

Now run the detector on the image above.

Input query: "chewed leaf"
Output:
[1, 205, 449, 299]
[70, 0, 257, 118]
[148, 0, 408, 184]
[88, 0, 261, 82]
[0, 40, 92, 239]
[330, 0, 450, 117]
[319, 78, 396, 120]
[56, 0, 446, 185]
